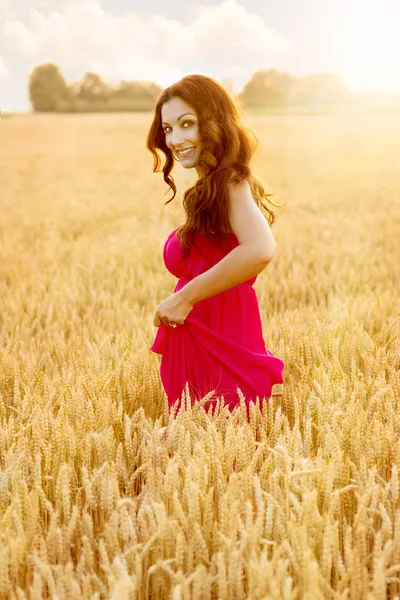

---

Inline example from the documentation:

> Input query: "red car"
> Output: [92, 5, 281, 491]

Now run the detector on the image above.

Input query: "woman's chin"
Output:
[178, 157, 199, 168]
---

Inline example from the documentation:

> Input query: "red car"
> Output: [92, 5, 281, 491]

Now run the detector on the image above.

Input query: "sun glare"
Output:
[336, 12, 400, 93]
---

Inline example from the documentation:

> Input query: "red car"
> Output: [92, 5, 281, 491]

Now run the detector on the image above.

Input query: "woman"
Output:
[147, 74, 284, 418]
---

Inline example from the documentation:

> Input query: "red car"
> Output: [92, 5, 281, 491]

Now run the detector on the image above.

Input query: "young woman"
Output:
[147, 74, 284, 418]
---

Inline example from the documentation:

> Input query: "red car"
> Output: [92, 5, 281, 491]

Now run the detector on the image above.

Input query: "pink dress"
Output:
[150, 225, 285, 416]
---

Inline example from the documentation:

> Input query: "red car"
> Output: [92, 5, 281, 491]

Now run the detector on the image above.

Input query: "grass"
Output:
[1, 112, 400, 598]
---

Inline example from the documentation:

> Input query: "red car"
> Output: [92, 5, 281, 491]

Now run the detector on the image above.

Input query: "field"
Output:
[1, 112, 400, 599]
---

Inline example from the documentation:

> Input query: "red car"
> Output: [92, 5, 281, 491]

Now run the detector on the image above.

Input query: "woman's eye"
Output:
[163, 121, 193, 134]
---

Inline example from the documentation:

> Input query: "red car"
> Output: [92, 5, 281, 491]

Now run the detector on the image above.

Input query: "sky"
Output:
[1, 0, 399, 111]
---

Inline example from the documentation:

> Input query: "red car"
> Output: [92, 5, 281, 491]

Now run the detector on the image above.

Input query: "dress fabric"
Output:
[150, 225, 285, 415]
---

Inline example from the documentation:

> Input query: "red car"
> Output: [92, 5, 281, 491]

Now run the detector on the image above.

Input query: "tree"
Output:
[112, 80, 161, 100]
[27, 64, 166, 112]
[28, 63, 69, 111]
[77, 72, 111, 102]
[239, 69, 294, 107]
[291, 72, 349, 106]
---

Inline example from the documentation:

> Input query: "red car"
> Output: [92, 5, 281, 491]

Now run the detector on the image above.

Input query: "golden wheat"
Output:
[1, 112, 400, 598]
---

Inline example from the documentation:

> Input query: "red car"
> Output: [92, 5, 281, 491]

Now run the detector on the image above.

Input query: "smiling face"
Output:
[161, 96, 201, 172]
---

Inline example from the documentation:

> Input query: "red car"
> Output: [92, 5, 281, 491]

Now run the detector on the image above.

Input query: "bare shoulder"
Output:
[227, 178, 276, 260]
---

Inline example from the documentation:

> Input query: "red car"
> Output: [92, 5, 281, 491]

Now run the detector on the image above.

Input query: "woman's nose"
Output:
[171, 130, 185, 147]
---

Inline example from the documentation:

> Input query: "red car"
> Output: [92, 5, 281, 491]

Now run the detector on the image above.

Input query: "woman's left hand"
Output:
[153, 290, 194, 327]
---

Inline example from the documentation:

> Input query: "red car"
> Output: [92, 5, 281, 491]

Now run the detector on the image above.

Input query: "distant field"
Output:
[1, 112, 400, 598]
[3, 102, 400, 118]
[247, 104, 400, 116]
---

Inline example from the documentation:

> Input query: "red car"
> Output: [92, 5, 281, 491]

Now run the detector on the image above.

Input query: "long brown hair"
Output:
[146, 74, 283, 260]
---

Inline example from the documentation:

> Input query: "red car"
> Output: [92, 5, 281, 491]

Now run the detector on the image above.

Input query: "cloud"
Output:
[191, 0, 291, 78]
[0, 0, 292, 89]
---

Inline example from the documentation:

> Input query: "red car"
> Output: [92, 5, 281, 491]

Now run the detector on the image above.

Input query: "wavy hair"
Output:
[146, 73, 283, 260]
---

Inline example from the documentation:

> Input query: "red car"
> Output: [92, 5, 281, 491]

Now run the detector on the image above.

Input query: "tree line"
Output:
[28, 62, 400, 113]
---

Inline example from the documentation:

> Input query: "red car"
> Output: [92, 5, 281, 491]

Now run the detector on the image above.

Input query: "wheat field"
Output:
[1, 111, 400, 599]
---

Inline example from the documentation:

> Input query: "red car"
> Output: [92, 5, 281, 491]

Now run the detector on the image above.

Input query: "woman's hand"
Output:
[153, 290, 194, 327]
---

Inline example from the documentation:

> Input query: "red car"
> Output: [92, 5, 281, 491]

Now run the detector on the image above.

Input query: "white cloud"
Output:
[0, 56, 9, 78]
[0, 0, 292, 89]
[191, 0, 291, 80]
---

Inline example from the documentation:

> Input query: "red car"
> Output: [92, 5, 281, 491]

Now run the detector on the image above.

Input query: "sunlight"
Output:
[337, 12, 400, 93]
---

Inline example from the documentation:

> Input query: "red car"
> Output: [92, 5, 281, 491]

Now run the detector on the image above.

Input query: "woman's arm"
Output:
[179, 179, 276, 305]
[178, 244, 271, 305]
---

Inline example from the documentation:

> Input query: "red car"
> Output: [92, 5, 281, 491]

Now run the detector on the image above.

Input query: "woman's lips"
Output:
[177, 147, 195, 158]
